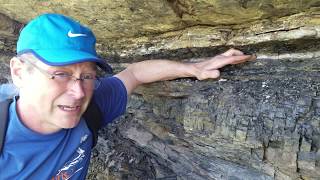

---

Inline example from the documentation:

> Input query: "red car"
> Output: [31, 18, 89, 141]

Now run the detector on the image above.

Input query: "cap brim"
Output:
[18, 49, 113, 73]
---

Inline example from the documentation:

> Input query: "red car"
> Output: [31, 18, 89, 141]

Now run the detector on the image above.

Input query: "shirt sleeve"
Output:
[92, 76, 128, 126]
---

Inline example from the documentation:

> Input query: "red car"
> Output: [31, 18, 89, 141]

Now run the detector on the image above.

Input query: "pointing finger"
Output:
[213, 54, 255, 69]
[221, 48, 244, 56]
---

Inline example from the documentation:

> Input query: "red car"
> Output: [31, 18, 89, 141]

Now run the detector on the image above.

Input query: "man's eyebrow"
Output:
[50, 65, 97, 73]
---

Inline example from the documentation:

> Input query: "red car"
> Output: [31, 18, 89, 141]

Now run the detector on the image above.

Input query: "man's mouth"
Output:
[58, 105, 81, 111]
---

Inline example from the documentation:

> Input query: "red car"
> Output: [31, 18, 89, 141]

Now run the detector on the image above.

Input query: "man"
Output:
[0, 13, 255, 179]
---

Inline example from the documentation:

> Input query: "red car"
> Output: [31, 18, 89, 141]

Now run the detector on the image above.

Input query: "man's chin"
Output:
[62, 124, 78, 129]
[60, 117, 81, 129]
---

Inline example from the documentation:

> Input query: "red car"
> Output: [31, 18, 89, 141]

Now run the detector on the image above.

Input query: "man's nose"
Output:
[68, 80, 85, 99]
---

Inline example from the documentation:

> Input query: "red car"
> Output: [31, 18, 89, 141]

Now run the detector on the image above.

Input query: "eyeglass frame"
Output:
[17, 56, 102, 90]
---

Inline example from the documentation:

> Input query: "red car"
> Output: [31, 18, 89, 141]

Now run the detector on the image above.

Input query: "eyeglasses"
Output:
[20, 58, 101, 90]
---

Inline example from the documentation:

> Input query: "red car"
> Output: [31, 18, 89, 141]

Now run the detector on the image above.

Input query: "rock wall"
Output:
[0, 1, 320, 179]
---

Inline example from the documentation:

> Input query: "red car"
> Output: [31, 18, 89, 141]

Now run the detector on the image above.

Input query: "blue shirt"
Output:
[0, 77, 127, 180]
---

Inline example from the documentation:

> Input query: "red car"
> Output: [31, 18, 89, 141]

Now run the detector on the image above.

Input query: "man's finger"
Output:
[213, 55, 255, 69]
[230, 54, 256, 64]
[221, 48, 244, 56]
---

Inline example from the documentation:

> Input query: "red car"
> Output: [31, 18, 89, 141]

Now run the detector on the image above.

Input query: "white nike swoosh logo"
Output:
[67, 30, 87, 38]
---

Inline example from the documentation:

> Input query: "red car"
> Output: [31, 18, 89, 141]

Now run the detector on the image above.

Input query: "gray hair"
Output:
[15, 53, 40, 72]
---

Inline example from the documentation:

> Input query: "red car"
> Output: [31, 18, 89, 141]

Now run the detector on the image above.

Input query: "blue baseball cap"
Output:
[17, 13, 112, 73]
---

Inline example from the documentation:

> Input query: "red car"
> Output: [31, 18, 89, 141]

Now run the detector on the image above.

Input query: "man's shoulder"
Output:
[0, 84, 19, 101]
[0, 98, 12, 153]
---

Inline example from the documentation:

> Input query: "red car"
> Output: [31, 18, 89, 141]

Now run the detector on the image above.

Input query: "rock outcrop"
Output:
[0, 1, 319, 179]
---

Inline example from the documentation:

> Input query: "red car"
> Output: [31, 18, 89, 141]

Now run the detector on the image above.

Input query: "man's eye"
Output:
[53, 72, 71, 78]
[81, 74, 95, 80]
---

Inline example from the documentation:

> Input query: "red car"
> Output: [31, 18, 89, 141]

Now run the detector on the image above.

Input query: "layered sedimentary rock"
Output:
[0, 0, 319, 179]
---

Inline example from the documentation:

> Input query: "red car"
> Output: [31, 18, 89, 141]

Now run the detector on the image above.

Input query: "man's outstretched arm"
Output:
[114, 48, 256, 95]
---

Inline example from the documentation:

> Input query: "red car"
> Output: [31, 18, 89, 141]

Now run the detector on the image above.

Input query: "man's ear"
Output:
[10, 57, 25, 88]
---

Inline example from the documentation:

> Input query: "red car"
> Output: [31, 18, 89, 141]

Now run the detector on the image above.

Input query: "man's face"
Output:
[16, 57, 97, 134]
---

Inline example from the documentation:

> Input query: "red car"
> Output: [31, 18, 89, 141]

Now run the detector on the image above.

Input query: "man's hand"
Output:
[115, 48, 256, 95]
[193, 48, 256, 80]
